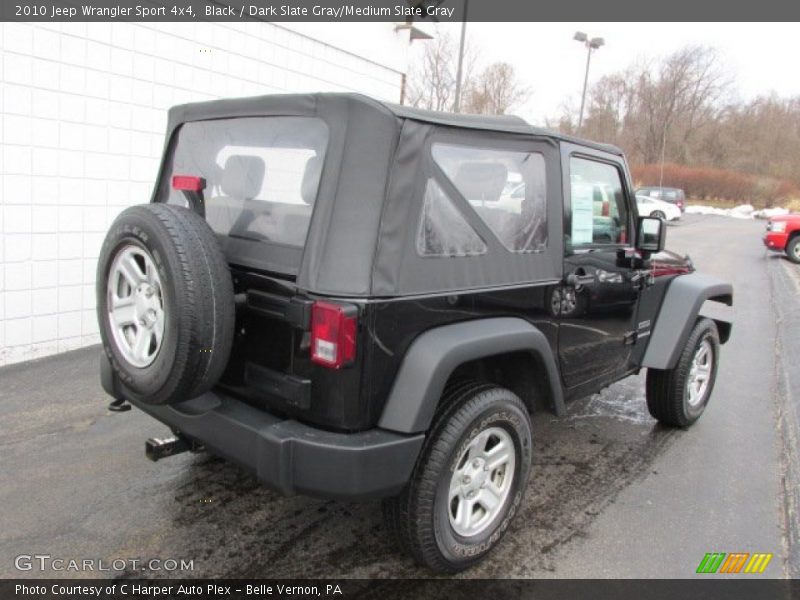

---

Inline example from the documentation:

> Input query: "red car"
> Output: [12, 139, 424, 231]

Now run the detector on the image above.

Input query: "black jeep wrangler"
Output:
[97, 93, 733, 572]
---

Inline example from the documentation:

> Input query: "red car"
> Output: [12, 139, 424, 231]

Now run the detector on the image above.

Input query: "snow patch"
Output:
[686, 203, 790, 219]
[753, 207, 790, 219]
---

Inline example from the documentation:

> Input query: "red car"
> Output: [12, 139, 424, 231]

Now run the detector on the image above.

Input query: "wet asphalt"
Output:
[0, 214, 797, 579]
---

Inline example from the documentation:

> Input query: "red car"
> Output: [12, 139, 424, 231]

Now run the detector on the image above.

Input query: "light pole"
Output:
[573, 31, 604, 133]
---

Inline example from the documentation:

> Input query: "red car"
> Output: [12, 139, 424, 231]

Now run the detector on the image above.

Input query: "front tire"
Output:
[383, 382, 533, 572]
[646, 318, 720, 428]
[786, 236, 800, 264]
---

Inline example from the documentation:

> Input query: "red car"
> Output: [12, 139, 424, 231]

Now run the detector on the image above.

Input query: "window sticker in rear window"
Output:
[571, 183, 595, 245]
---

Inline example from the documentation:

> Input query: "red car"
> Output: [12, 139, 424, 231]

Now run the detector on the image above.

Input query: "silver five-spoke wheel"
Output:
[686, 338, 712, 407]
[448, 426, 516, 537]
[107, 244, 165, 368]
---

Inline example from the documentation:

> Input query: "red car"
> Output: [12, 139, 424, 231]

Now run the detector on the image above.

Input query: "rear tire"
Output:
[646, 318, 720, 428]
[652, 210, 666, 220]
[383, 381, 532, 572]
[97, 203, 235, 405]
[786, 236, 800, 264]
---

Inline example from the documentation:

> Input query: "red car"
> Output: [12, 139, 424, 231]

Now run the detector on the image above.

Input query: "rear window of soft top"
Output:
[165, 116, 329, 250]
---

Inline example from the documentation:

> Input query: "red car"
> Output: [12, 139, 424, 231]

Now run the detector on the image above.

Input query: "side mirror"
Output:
[636, 216, 666, 254]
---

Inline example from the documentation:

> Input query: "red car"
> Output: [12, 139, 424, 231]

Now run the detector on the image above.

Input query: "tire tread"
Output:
[646, 317, 719, 428]
[383, 381, 531, 573]
[97, 203, 234, 405]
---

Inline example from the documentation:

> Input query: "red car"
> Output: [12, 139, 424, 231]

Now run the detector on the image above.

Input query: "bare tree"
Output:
[406, 31, 477, 112]
[638, 46, 729, 164]
[551, 45, 800, 201]
[462, 62, 530, 116]
[714, 95, 800, 183]
[579, 70, 637, 145]
[556, 46, 728, 166]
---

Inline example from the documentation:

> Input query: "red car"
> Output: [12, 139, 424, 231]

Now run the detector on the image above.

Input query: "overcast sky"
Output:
[410, 22, 800, 125]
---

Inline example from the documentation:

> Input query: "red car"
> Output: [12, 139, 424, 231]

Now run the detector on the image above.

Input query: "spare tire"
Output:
[96, 203, 235, 405]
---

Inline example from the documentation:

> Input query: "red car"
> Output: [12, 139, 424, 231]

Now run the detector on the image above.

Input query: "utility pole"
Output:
[453, 0, 469, 113]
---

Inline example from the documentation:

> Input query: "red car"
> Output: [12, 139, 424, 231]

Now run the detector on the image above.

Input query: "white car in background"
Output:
[636, 194, 682, 221]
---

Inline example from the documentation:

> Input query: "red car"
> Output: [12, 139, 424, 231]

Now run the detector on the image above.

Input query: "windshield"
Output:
[165, 117, 329, 250]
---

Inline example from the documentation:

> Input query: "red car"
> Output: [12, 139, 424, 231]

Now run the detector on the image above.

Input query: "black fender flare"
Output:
[377, 317, 565, 434]
[641, 272, 733, 370]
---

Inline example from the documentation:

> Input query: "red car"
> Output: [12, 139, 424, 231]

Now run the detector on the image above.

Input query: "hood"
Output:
[768, 213, 800, 223]
[650, 249, 693, 277]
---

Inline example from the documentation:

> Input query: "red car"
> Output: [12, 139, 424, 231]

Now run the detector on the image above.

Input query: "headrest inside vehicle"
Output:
[301, 155, 323, 205]
[453, 162, 508, 202]
[221, 155, 265, 200]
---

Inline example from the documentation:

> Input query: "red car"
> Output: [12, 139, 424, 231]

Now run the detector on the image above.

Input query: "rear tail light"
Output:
[310, 301, 357, 369]
[601, 200, 610, 217]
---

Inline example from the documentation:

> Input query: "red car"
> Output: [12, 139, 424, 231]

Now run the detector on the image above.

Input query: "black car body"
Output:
[98, 93, 733, 571]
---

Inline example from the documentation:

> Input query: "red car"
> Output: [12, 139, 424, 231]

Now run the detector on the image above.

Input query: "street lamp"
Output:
[573, 31, 604, 133]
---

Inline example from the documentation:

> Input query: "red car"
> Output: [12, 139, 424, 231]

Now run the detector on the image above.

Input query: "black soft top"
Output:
[164, 92, 623, 156]
[154, 93, 623, 296]
[384, 101, 623, 155]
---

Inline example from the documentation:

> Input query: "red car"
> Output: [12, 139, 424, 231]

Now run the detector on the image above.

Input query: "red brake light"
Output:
[310, 301, 357, 369]
[171, 175, 205, 192]
[601, 200, 610, 217]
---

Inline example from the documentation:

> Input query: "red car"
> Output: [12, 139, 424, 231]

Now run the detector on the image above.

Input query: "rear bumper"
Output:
[101, 355, 423, 499]
[763, 232, 788, 251]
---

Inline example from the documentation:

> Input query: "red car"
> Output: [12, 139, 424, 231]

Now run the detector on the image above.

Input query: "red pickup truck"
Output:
[764, 214, 800, 263]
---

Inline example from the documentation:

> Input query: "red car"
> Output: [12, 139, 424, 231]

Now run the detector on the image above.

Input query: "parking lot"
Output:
[1, 214, 798, 579]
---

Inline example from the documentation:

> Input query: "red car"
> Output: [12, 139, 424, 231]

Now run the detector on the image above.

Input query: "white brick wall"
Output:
[0, 22, 409, 365]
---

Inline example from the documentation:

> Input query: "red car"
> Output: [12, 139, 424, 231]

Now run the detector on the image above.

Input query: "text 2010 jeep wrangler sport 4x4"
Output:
[98, 93, 733, 572]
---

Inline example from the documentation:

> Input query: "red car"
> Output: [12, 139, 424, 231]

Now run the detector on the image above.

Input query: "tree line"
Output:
[553, 46, 800, 204]
[407, 35, 800, 206]
[405, 33, 529, 116]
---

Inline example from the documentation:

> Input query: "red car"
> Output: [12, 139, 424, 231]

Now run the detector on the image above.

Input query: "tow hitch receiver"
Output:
[145, 435, 201, 462]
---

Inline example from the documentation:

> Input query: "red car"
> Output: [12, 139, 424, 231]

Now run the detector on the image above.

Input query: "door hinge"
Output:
[623, 331, 637, 345]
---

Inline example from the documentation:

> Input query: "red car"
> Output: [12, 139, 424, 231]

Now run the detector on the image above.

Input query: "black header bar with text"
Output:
[2, 0, 800, 22]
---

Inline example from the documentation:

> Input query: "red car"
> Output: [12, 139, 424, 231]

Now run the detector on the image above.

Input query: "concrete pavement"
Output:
[0, 215, 796, 579]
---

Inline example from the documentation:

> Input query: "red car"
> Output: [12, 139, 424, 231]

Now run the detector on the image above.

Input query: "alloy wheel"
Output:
[107, 244, 166, 368]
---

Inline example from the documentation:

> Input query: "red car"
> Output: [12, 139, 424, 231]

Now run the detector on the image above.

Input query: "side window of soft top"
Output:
[569, 156, 630, 247]
[415, 142, 548, 257]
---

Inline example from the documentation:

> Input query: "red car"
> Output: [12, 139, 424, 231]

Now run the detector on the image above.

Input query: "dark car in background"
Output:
[636, 186, 686, 213]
